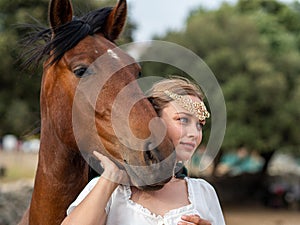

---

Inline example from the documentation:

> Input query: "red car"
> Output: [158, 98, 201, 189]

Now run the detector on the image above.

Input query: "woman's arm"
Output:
[61, 151, 128, 225]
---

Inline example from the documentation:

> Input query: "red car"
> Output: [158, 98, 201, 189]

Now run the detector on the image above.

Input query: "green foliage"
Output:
[0, 0, 135, 138]
[142, 0, 300, 153]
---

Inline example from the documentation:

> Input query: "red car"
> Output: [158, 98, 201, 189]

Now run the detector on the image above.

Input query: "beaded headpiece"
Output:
[164, 90, 210, 121]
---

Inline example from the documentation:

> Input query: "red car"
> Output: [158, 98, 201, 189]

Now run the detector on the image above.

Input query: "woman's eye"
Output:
[73, 66, 91, 78]
[179, 117, 188, 123]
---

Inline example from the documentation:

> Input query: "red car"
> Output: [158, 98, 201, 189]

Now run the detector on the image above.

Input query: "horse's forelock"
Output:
[21, 7, 113, 70]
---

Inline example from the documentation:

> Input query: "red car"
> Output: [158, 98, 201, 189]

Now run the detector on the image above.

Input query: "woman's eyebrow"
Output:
[175, 112, 194, 117]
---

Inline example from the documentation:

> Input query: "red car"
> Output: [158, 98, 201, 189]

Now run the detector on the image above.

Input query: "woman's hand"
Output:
[178, 214, 211, 225]
[93, 151, 129, 185]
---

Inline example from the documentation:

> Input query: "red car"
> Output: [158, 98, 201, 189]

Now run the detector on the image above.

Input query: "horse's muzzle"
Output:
[123, 149, 177, 190]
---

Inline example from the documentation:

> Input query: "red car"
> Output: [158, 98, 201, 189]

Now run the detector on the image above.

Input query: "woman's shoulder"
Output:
[185, 177, 226, 224]
[185, 176, 213, 186]
[185, 177, 217, 194]
[185, 177, 223, 210]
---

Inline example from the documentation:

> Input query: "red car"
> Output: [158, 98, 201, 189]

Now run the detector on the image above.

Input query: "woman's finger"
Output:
[93, 151, 106, 162]
[92, 151, 130, 185]
[179, 214, 211, 225]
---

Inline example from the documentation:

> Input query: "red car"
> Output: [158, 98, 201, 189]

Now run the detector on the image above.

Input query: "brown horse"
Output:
[18, 0, 175, 224]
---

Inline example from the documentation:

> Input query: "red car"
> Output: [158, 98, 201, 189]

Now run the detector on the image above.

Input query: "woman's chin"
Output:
[175, 149, 195, 161]
[176, 154, 193, 162]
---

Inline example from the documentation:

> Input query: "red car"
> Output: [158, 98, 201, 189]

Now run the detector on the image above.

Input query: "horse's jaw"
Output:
[123, 150, 177, 190]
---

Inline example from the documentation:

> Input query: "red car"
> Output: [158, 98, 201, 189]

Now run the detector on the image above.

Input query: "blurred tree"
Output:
[0, 0, 136, 137]
[141, 0, 300, 156]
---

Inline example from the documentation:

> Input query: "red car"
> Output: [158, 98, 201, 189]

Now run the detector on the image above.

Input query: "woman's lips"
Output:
[180, 142, 196, 150]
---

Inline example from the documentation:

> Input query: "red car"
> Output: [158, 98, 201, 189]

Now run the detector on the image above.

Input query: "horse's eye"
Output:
[73, 66, 89, 78]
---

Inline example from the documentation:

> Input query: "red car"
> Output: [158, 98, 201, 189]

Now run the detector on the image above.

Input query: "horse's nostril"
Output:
[145, 150, 154, 160]
[144, 142, 161, 165]
[144, 150, 157, 165]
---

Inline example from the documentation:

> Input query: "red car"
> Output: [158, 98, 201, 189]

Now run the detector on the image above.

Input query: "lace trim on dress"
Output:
[123, 177, 195, 219]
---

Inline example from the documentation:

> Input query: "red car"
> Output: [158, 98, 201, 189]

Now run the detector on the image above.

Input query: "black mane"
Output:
[21, 7, 113, 69]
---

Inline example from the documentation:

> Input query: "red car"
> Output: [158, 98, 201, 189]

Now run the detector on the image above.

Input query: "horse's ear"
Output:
[49, 0, 73, 29]
[104, 0, 127, 41]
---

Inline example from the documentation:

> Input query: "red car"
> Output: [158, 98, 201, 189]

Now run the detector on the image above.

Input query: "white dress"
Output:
[67, 177, 226, 225]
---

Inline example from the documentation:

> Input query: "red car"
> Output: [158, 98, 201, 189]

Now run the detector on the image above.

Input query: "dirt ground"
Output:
[1, 151, 300, 225]
[224, 205, 300, 225]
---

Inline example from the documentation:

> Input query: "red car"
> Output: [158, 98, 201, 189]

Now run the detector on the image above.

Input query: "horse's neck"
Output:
[30, 123, 88, 224]
[36, 92, 88, 187]
[37, 125, 88, 184]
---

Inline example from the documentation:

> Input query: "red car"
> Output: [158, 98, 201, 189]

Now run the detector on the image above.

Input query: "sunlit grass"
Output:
[0, 151, 37, 183]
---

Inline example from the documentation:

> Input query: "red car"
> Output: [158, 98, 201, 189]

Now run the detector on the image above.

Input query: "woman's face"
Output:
[160, 95, 203, 161]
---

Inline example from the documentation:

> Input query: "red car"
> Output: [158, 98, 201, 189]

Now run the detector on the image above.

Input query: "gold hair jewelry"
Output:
[164, 90, 210, 121]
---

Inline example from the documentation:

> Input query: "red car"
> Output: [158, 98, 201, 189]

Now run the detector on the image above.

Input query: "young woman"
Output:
[62, 77, 226, 225]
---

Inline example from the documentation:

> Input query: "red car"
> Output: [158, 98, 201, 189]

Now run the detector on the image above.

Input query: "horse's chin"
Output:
[134, 176, 173, 191]
[104, 160, 174, 190]
[123, 153, 176, 190]
[138, 184, 165, 191]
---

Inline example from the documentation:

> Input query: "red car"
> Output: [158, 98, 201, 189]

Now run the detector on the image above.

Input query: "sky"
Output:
[126, 0, 296, 41]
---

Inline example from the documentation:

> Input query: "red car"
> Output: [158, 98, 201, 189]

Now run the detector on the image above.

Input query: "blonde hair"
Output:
[147, 76, 204, 116]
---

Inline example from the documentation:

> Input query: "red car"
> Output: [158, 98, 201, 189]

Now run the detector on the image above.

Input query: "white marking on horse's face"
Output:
[107, 49, 120, 60]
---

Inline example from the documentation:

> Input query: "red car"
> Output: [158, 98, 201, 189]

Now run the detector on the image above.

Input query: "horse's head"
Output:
[36, 0, 175, 189]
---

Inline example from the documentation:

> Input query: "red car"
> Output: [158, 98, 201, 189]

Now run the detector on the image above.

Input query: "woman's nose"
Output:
[186, 124, 200, 138]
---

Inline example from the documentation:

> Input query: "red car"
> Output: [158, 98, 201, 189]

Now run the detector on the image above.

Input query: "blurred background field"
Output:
[0, 151, 37, 183]
[0, 150, 35, 225]
[224, 205, 300, 225]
